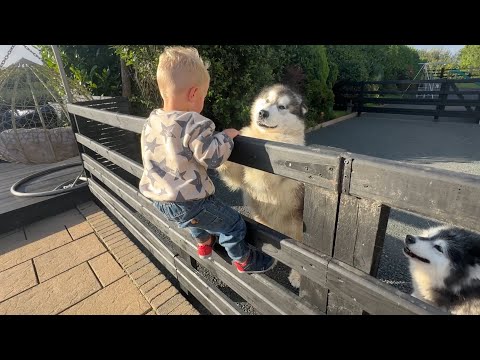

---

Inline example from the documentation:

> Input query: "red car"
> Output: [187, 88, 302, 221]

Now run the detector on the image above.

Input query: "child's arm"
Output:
[187, 119, 237, 169]
[223, 128, 239, 139]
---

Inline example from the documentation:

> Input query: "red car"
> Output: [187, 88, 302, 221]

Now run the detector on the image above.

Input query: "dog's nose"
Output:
[259, 110, 269, 119]
[406, 235, 416, 244]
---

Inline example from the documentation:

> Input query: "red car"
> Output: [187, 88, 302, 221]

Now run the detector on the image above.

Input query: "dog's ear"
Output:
[301, 104, 308, 115]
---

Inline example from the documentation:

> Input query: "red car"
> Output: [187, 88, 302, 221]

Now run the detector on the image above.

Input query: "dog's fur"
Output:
[217, 84, 307, 288]
[404, 225, 480, 315]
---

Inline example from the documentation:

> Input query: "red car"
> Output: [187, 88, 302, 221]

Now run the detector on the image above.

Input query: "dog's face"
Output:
[250, 84, 307, 133]
[404, 226, 480, 292]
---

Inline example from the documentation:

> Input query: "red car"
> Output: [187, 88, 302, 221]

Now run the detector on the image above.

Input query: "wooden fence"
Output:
[66, 97, 480, 315]
[342, 78, 480, 123]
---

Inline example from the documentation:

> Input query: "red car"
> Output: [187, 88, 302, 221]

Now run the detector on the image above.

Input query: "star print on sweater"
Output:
[139, 109, 234, 202]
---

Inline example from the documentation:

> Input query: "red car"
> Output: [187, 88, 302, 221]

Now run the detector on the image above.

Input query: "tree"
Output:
[384, 46, 420, 80]
[417, 48, 458, 69]
[113, 45, 335, 128]
[458, 45, 480, 73]
[325, 46, 372, 83]
[35, 45, 122, 97]
[326, 45, 421, 108]
[326, 45, 421, 83]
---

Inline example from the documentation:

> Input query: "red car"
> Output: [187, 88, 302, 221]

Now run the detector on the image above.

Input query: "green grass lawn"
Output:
[380, 93, 405, 99]
[331, 110, 349, 119]
[456, 82, 480, 89]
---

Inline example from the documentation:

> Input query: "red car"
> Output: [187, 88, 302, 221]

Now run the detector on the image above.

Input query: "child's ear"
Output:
[187, 86, 199, 102]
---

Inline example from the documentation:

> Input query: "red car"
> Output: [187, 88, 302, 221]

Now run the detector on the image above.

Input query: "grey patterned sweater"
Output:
[139, 109, 234, 202]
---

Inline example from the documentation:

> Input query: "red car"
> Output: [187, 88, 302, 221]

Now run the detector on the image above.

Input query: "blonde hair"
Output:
[156, 46, 210, 99]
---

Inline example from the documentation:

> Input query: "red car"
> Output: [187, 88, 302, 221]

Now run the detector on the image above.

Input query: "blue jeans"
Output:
[153, 195, 249, 261]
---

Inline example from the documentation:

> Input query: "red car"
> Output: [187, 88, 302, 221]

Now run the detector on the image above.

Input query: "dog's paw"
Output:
[288, 269, 301, 288]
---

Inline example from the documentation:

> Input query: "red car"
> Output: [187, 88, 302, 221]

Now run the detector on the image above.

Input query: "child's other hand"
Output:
[223, 128, 240, 139]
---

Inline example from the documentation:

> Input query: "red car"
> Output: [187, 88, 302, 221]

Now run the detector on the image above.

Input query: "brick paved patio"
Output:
[0, 201, 199, 315]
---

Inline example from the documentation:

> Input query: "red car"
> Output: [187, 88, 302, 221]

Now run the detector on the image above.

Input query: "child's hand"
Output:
[223, 128, 240, 139]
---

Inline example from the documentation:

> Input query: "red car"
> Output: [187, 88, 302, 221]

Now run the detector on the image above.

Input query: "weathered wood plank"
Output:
[77, 128, 342, 190]
[68, 104, 145, 134]
[356, 90, 480, 96]
[75, 96, 129, 106]
[360, 106, 480, 118]
[327, 292, 363, 315]
[362, 97, 480, 107]
[443, 83, 473, 112]
[251, 225, 329, 287]
[328, 194, 362, 315]
[334, 195, 390, 275]
[75, 134, 143, 178]
[358, 78, 480, 85]
[349, 156, 480, 233]
[333, 195, 359, 265]
[0, 188, 90, 234]
[173, 256, 245, 315]
[434, 82, 450, 121]
[353, 198, 390, 276]
[0, 157, 90, 232]
[299, 184, 339, 312]
[303, 186, 339, 255]
[326, 259, 448, 315]
[69, 104, 341, 188]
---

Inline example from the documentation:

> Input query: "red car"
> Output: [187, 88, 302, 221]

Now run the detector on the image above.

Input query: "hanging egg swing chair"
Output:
[0, 45, 92, 197]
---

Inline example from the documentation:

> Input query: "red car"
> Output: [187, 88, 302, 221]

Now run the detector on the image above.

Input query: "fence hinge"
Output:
[340, 157, 353, 194]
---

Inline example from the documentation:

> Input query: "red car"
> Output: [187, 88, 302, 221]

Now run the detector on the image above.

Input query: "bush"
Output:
[36, 45, 122, 97]
[113, 45, 334, 129]
[326, 45, 421, 108]
[458, 45, 480, 72]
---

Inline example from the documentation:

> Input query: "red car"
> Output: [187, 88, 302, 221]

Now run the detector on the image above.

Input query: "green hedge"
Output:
[326, 45, 421, 108]
[113, 45, 334, 129]
[37, 45, 425, 128]
[326, 45, 420, 84]
[36, 45, 122, 97]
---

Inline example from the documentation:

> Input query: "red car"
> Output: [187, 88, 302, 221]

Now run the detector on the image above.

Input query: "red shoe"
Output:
[234, 249, 276, 273]
[197, 236, 217, 259]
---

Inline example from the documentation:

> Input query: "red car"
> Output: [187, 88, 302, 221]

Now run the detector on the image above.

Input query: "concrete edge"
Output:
[306, 112, 359, 133]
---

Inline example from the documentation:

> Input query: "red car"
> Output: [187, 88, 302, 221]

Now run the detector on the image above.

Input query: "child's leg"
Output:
[152, 200, 214, 245]
[154, 197, 275, 273]
[188, 227, 213, 245]
[178, 196, 250, 262]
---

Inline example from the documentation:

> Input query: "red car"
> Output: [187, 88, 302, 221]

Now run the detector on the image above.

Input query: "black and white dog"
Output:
[404, 225, 480, 314]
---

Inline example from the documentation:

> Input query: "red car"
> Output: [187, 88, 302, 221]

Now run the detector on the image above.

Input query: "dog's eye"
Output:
[434, 245, 443, 253]
[278, 105, 286, 110]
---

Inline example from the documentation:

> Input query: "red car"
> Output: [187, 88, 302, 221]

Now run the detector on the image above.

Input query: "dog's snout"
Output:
[259, 110, 269, 119]
[406, 235, 416, 244]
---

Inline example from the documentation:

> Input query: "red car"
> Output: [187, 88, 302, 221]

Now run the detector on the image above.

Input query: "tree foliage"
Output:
[35, 45, 122, 96]
[112, 45, 334, 129]
[458, 45, 480, 72]
[417, 48, 458, 70]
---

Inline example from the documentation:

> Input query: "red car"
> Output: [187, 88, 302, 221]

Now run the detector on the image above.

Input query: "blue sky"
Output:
[410, 45, 464, 54]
